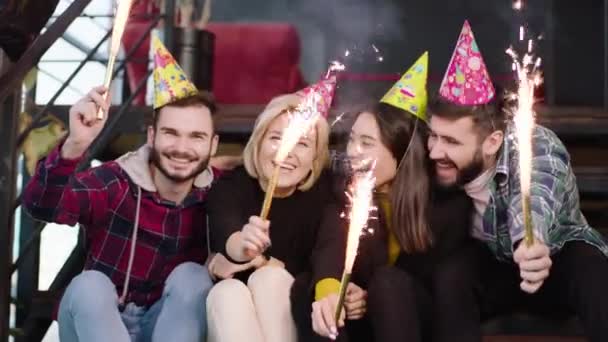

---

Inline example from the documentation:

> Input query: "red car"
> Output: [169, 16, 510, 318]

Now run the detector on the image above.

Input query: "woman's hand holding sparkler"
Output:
[513, 239, 552, 294]
[312, 293, 345, 340]
[311, 282, 367, 340]
[240, 216, 271, 258]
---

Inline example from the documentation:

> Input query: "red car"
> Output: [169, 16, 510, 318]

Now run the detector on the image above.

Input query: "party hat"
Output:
[380, 51, 428, 120]
[439, 20, 495, 105]
[296, 75, 337, 119]
[152, 34, 198, 109]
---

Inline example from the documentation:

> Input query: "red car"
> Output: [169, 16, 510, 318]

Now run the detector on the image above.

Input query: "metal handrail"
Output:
[15, 30, 112, 147]
[0, 0, 93, 103]
[15, 14, 162, 149]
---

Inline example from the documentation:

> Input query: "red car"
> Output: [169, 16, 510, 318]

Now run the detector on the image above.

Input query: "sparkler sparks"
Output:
[343, 169, 376, 272]
[259, 91, 323, 219]
[335, 166, 376, 321]
[341, 44, 384, 65]
[513, 0, 524, 10]
[506, 32, 543, 246]
[330, 112, 348, 127]
[261, 62, 343, 219]
[326, 61, 346, 78]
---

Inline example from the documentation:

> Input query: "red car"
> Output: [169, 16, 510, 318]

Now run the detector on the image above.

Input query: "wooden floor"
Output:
[484, 337, 585, 342]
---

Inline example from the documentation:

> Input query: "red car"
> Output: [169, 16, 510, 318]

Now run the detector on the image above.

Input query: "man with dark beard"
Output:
[426, 20, 608, 342]
[22, 36, 219, 342]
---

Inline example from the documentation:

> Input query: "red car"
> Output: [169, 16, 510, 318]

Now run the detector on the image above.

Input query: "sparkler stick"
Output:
[97, 0, 134, 119]
[334, 272, 350, 321]
[335, 169, 375, 322]
[506, 25, 543, 247]
[259, 166, 280, 219]
[259, 91, 322, 219]
[260, 62, 343, 220]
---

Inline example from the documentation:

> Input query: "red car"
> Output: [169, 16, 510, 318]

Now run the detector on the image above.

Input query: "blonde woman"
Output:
[205, 83, 338, 342]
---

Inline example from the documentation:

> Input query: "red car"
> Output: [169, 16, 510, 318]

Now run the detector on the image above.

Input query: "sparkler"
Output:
[334, 167, 376, 322]
[513, 0, 523, 11]
[506, 25, 543, 247]
[259, 91, 321, 219]
[97, 0, 134, 119]
[330, 112, 348, 127]
[260, 63, 344, 219]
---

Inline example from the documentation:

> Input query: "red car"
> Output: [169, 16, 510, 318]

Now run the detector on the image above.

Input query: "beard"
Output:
[150, 145, 211, 183]
[433, 147, 485, 190]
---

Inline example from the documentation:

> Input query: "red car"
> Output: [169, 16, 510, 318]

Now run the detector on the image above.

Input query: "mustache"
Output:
[162, 150, 198, 161]
[434, 158, 457, 169]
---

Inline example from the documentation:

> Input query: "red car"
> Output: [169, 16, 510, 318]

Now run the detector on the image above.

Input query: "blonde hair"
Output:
[243, 93, 330, 192]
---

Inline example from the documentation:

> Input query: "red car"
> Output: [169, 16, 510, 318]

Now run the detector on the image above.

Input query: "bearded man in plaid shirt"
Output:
[22, 38, 220, 342]
[422, 23, 608, 342]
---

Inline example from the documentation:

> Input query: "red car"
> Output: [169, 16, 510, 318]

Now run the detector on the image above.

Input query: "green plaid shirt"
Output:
[479, 124, 608, 261]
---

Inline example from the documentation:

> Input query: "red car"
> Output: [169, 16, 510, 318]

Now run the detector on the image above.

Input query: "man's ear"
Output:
[210, 134, 219, 157]
[482, 130, 504, 157]
[146, 126, 154, 147]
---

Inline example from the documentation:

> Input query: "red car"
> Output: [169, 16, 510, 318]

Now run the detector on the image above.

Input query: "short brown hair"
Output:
[153, 91, 217, 129]
[428, 94, 507, 137]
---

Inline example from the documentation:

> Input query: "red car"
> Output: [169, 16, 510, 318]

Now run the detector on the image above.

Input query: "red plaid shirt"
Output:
[23, 143, 218, 307]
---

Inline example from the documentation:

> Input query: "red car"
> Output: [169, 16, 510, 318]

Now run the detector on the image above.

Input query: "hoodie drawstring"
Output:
[119, 186, 142, 306]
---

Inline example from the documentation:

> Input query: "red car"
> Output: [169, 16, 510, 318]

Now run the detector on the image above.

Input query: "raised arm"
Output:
[22, 86, 114, 227]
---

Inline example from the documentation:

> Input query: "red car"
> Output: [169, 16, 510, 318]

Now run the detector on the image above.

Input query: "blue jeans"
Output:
[58, 262, 212, 342]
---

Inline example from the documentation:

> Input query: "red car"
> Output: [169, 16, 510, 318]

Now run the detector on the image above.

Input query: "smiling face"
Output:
[147, 104, 218, 184]
[427, 113, 504, 188]
[346, 112, 398, 192]
[257, 112, 317, 195]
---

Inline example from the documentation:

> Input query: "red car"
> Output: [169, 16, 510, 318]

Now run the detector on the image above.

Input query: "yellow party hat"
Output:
[152, 34, 198, 109]
[380, 51, 428, 120]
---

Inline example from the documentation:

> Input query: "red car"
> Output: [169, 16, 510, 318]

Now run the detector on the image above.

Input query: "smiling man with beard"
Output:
[425, 20, 608, 342]
[22, 36, 219, 342]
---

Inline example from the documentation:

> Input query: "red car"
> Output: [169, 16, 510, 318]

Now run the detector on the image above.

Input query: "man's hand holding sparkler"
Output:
[344, 283, 367, 319]
[62, 86, 111, 160]
[513, 239, 552, 294]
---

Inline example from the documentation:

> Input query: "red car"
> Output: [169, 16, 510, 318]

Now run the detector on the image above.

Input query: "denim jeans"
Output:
[58, 262, 213, 342]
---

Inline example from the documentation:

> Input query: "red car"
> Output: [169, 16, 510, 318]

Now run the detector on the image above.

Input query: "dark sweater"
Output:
[314, 184, 473, 288]
[206, 166, 339, 280]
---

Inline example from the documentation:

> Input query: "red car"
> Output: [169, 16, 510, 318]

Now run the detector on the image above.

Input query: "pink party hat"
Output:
[439, 20, 495, 105]
[296, 75, 337, 119]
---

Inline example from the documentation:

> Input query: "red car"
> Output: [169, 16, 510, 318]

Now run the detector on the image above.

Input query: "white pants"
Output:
[206, 266, 297, 342]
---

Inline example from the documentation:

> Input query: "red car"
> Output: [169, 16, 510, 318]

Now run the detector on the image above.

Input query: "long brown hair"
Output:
[353, 102, 432, 253]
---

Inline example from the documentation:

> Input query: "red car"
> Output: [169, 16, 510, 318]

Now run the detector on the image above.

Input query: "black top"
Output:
[207, 166, 339, 280]
[314, 183, 473, 288]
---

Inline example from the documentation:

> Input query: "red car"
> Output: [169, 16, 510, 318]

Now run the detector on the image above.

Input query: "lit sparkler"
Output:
[260, 63, 343, 219]
[334, 167, 376, 322]
[259, 91, 322, 219]
[325, 61, 346, 78]
[97, 0, 134, 119]
[506, 31, 543, 246]
[330, 112, 348, 127]
[513, 0, 524, 10]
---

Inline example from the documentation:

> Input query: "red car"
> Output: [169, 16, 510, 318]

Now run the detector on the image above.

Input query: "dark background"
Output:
[212, 0, 606, 107]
